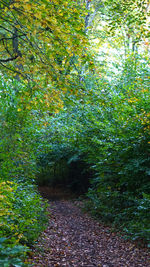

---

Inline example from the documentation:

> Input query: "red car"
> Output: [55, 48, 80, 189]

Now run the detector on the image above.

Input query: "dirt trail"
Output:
[29, 188, 149, 267]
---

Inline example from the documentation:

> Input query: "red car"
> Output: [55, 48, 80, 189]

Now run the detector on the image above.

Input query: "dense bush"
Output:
[0, 26, 149, 267]
[0, 78, 48, 265]
[0, 181, 48, 266]
[37, 53, 150, 245]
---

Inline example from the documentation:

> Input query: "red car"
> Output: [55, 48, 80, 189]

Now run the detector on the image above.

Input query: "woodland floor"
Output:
[28, 187, 150, 267]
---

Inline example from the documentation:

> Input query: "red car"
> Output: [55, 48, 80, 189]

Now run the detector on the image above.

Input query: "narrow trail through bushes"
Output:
[29, 187, 150, 267]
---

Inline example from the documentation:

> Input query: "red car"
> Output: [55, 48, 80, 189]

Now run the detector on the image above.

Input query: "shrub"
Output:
[0, 181, 48, 265]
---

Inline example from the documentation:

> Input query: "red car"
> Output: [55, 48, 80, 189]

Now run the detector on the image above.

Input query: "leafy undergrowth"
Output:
[0, 181, 48, 266]
[85, 190, 150, 247]
[28, 197, 150, 267]
[36, 54, 150, 246]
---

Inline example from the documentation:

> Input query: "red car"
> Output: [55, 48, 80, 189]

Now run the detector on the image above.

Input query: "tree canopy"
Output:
[0, 0, 150, 265]
[0, 0, 89, 92]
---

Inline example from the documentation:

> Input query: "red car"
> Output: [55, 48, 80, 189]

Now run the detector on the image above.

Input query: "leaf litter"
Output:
[28, 189, 150, 267]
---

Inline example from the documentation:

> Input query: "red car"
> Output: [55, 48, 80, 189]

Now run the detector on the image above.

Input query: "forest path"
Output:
[29, 187, 149, 267]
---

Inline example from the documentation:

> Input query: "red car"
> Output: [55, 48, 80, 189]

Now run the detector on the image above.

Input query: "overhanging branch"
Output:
[0, 55, 18, 62]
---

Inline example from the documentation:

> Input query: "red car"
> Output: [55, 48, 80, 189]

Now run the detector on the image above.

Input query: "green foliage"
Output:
[0, 77, 48, 265]
[38, 51, 150, 245]
[0, 2, 149, 264]
[0, 179, 48, 266]
[0, 0, 88, 93]
[13, 183, 48, 244]
[0, 237, 29, 267]
[0, 181, 28, 266]
[86, 189, 150, 243]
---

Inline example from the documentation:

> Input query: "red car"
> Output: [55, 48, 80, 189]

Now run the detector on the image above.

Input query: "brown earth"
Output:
[28, 187, 150, 267]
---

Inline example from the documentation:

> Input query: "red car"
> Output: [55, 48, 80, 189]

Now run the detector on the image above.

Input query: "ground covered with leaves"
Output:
[28, 190, 149, 267]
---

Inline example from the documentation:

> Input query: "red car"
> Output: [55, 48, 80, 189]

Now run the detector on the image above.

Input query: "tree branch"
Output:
[0, 55, 18, 62]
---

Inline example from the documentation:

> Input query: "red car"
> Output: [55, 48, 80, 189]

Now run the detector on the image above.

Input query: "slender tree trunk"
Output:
[13, 26, 23, 81]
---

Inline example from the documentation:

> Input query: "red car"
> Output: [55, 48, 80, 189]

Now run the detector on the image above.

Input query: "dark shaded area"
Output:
[66, 159, 91, 193]
[37, 155, 92, 195]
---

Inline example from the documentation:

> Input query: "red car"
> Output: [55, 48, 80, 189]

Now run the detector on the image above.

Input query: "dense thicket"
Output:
[0, 0, 150, 265]
[37, 52, 150, 244]
[0, 0, 88, 265]
[0, 78, 49, 266]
